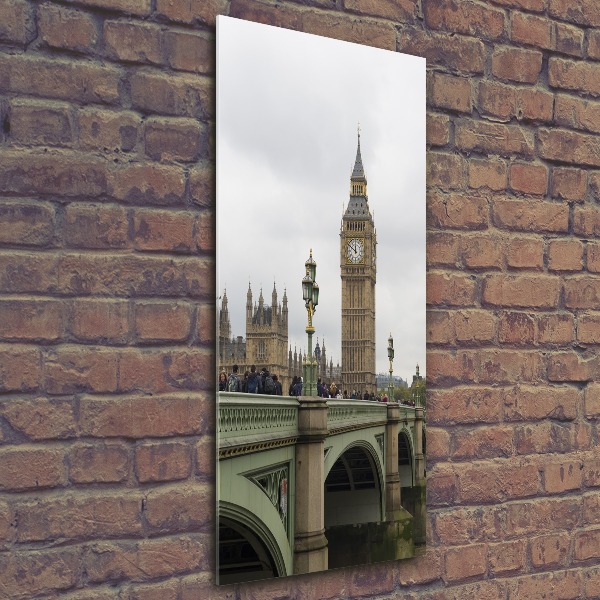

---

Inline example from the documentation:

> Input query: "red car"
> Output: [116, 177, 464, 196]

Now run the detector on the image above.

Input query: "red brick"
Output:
[0, 0, 35, 45]
[452, 426, 513, 460]
[468, 158, 507, 191]
[195, 436, 214, 478]
[514, 422, 574, 454]
[591, 172, 600, 202]
[430, 72, 472, 114]
[461, 235, 503, 270]
[194, 209, 214, 253]
[427, 350, 479, 386]
[80, 393, 205, 438]
[428, 310, 452, 344]
[504, 384, 578, 421]
[511, 12, 552, 49]
[506, 237, 544, 269]
[427, 112, 450, 146]
[104, 20, 161, 64]
[455, 309, 497, 343]
[589, 30, 600, 59]
[483, 274, 560, 308]
[435, 505, 500, 545]
[427, 272, 477, 306]
[427, 470, 459, 506]
[428, 152, 466, 190]
[493, 198, 568, 233]
[189, 162, 214, 208]
[0, 201, 55, 246]
[144, 118, 205, 162]
[130, 70, 213, 120]
[64, 0, 151, 14]
[164, 29, 213, 74]
[68, 443, 130, 484]
[509, 162, 548, 195]
[78, 108, 141, 152]
[549, 57, 600, 97]
[38, 3, 98, 52]
[564, 276, 600, 308]
[424, 0, 504, 39]
[428, 386, 502, 425]
[585, 566, 600, 599]
[537, 313, 575, 344]
[16, 492, 142, 542]
[543, 460, 583, 493]
[455, 119, 534, 157]
[45, 346, 118, 394]
[427, 232, 460, 266]
[575, 529, 600, 561]
[0, 54, 121, 104]
[490, 0, 544, 11]
[0, 549, 79, 598]
[445, 543, 487, 582]
[498, 311, 535, 344]
[344, 0, 415, 20]
[0, 344, 41, 392]
[548, 239, 583, 271]
[584, 383, 600, 418]
[584, 492, 600, 523]
[10, 99, 73, 146]
[555, 22, 584, 57]
[479, 349, 543, 384]
[549, 0, 600, 27]
[512, 570, 583, 600]
[156, 0, 227, 26]
[478, 80, 516, 121]
[427, 191, 488, 229]
[64, 203, 128, 249]
[589, 243, 600, 272]
[548, 351, 598, 381]
[398, 28, 485, 74]
[0, 447, 65, 491]
[134, 301, 192, 342]
[132, 208, 195, 252]
[516, 88, 554, 122]
[552, 166, 588, 200]
[0, 298, 62, 341]
[71, 299, 129, 343]
[488, 540, 526, 575]
[0, 396, 76, 440]
[126, 581, 180, 600]
[554, 94, 600, 135]
[144, 484, 210, 531]
[196, 302, 214, 346]
[492, 47, 543, 84]
[421, 426, 451, 460]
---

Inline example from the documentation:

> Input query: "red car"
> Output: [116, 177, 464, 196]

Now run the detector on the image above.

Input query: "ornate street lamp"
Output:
[387, 333, 394, 402]
[302, 249, 319, 396]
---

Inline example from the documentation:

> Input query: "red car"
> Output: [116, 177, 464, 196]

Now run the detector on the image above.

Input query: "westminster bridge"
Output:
[217, 393, 426, 584]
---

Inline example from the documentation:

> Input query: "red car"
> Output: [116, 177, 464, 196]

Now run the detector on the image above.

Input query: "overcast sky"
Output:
[216, 16, 426, 382]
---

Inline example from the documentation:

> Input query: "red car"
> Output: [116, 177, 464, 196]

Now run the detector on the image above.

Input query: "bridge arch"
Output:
[398, 426, 415, 487]
[218, 501, 287, 584]
[324, 439, 384, 526]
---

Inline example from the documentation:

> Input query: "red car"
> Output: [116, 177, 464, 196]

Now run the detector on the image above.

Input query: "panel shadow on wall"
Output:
[215, 15, 426, 584]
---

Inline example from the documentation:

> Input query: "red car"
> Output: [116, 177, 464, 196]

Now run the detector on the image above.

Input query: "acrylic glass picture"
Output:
[216, 15, 426, 584]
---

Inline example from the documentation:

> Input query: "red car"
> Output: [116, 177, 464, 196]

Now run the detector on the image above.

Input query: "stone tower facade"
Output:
[340, 132, 377, 394]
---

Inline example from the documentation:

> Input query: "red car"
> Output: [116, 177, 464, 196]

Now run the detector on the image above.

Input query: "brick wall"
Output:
[0, 0, 598, 598]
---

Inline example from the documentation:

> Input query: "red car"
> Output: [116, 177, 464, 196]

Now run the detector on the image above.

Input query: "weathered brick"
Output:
[194, 209, 214, 253]
[543, 460, 583, 493]
[427, 112, 450, 146]
[163, 30, 214, 74]
[548, 239, 583, 271]
[427, 272, 477, 306]
[38, 3, 98, 52]
[488, 540, 526, 575]
[591, 172, 600, 202]
[456, 120, 534, 157]
[514, 421, 574, 454]
[144, 484, 210, 531]
[344, 0, 415, 21]
[428, 152, 466, 190]
[80, 393, 205, 438]
[506, 237, 544, 269]
[506, 497, 581, 537]
[516, 88, 554, 122]
[0, 396, 76, 439]
[489, 0, 544, 11]
[16, 493, 142, 542]
[554, 94, 600, 135]
[428, 387, 502, 425]
[45, 346, 118, 394]
[589, 30, 600, 60]
[498, 311, 535, 344]
[493, 198, 568, 233]
[104, 20, 162, 64]
[428, 310, 453, 344]
[452, 426, 513, 460]
[513, 570, 583, 600]
[0, 447, 65, 491]
[479, 349, 543, 384]
[555, 21, 584, 57]
[468, 158, 507, 191]
[589, 242, 600, 272]
[509, 162, 548, 195]
[575, 529, 600, 561]
[0, 0, 35, 45]
[584, 383, 600, 418]
[430, 72, 472, 114]
[65, 0, 151, 15]
[549, 57, 600, 97]
[196, 302, 214, 345]
[134, 301, 192, 342]
[144, 118, 205, 162]
[478, 81, 515, 121]
[548, 350, 597, 381]
[71, 299, 129, 343]
[398, 28, 485, 74]
[10, 99, 73, 146]
[0, 344, 41, 392]
[445, 543, 487, 582]
[552, 166, 588, 200]
[511, 12, 552, 49]
[492, 47, 543, 84]
[78, 108, 141, 152]
[564, 276, 600, 308]
[549, 0, 600, 27]
[504, 384, 578, 422]
[427, 232, 460, 266]
[229, 0, 303, 29]
[125, 580, 180, 600]
[424, 0, 504, 40]
[537, 313, 575, 345]
[68, 443, 130, 484]
[584, 492, 600, 524]
[530, 533, 571, 568]
[130, 70, 213, 119]
[156, 0, 227, 25]
[132, 208, 196, 252]
[461, 462, 540, 503]
[135, 442, 191, 483]
[189, 162, 214, 208]
[0, 204, 52, 251]
[427, 191, 488, 230]
[64, 203, 128, 249]
[461, 235, 503, 270]
[483, 274, 560, 309]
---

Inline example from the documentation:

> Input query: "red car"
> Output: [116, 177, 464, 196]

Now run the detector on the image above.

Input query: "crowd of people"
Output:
[219, 366, 415, 405]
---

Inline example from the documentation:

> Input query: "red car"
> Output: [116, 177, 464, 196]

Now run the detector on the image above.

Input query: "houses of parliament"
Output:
[218, 131, 376, 394]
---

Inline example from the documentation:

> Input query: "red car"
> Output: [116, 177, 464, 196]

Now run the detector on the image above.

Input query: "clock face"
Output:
[347, 238, 364, 263]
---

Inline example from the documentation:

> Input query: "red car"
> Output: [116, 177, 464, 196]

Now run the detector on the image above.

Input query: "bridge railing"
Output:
[326, 399, 388, 432]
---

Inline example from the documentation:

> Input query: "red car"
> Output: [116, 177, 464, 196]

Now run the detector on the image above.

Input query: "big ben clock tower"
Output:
[340, 130, 376, 394]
